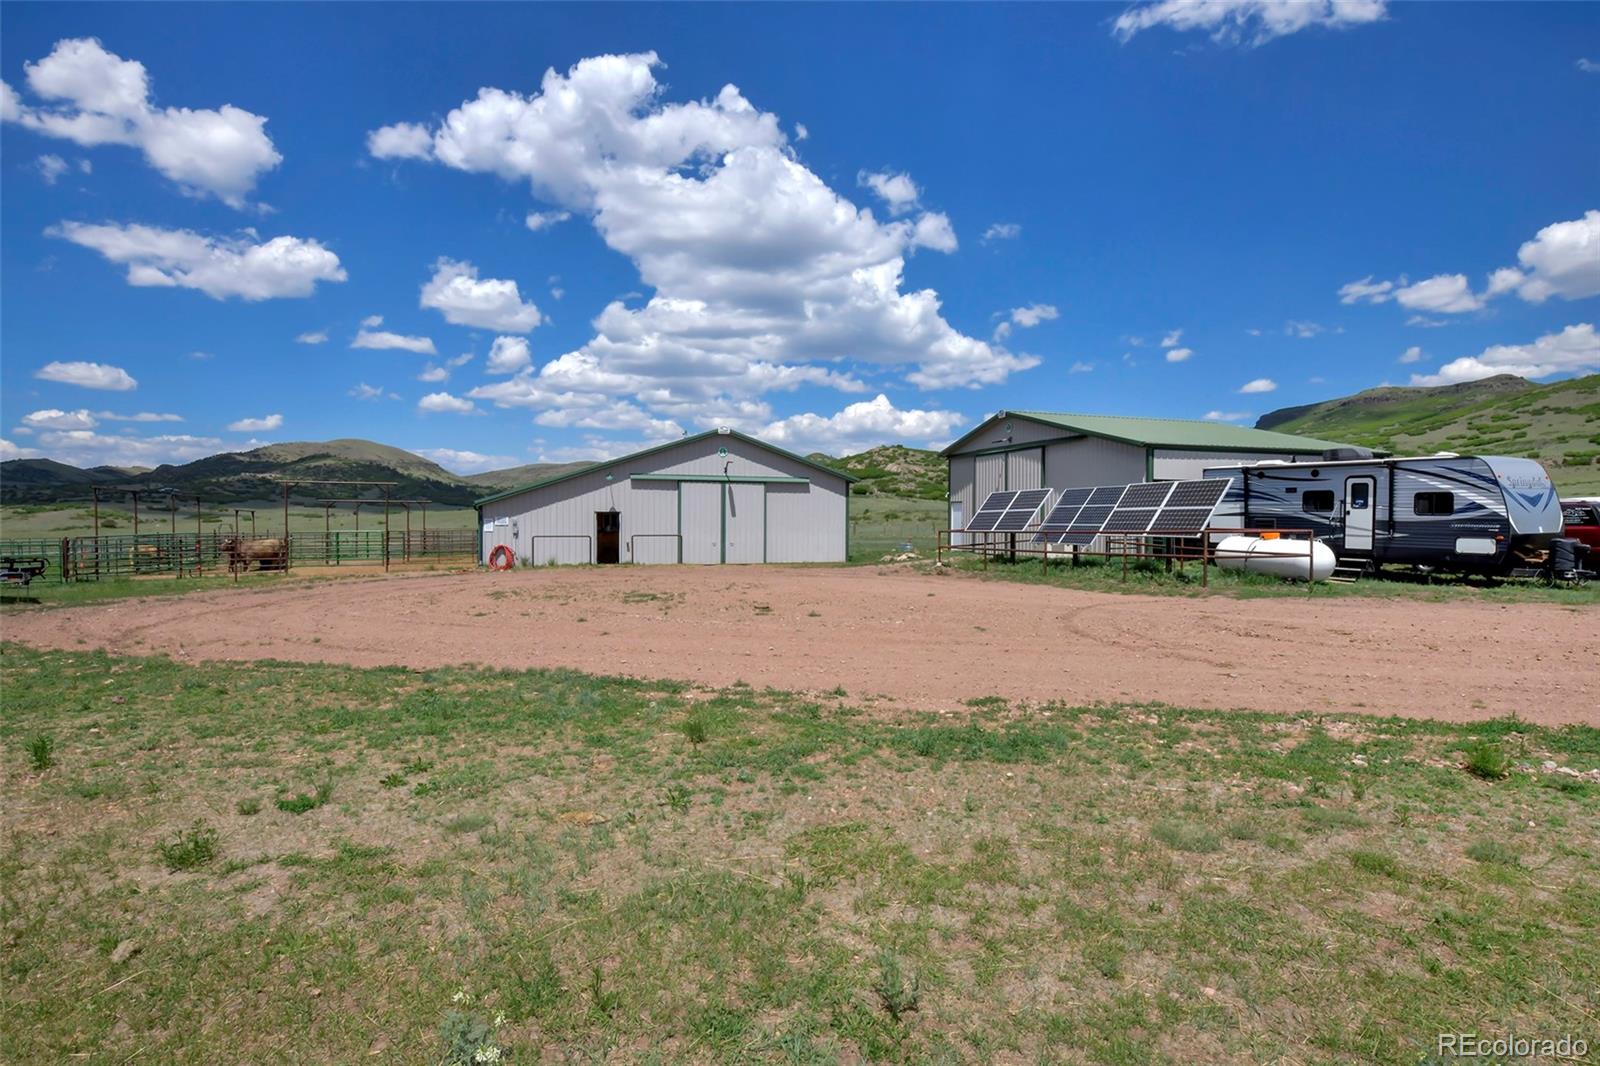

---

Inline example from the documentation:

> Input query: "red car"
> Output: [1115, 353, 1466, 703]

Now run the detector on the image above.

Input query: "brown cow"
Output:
[220, 536, 288, 572]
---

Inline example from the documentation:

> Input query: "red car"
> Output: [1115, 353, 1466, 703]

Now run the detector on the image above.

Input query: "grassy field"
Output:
[849, 497, 946, 562]
[3, 644, 1596, 1064]
[936, 553, 1600, 605]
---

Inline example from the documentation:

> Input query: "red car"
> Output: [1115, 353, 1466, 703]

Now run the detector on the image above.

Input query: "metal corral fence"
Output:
[2, 529, 478, 582]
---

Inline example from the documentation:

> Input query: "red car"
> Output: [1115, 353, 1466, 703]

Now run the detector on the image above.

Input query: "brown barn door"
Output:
[596, 511, 620, 564]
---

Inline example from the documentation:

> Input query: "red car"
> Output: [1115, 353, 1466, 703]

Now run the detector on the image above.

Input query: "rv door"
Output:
[1344, 476, 1375, 552]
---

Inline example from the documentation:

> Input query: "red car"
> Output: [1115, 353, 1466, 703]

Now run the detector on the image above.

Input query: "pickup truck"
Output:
[1561, 498, 1600, 553]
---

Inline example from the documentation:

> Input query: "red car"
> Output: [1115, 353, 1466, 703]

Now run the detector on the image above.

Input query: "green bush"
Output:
[1463, 742, 1511, 780]
[158, 820, 220, 871]
[26, 735, 55, 772]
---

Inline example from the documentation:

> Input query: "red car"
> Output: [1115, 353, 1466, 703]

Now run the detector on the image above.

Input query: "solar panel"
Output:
[1055, 531, 1099, 547]
[1164, 479, 1230, 509]
[1148, 507, 1213, 534]
[1070, 504, 1115, 531]
[1119, 482, 1175, 509]
[1087, 485, 1127, 507]
[1104, 508, 1158, 532]
[993, 490, 1049, 532]
[965, 490, 1017, 532]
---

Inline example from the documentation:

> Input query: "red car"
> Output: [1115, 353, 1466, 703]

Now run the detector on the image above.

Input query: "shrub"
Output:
[27, 735, 55, 772]
[1463, 742, 1511, 781]
[158, 820, 220, 871]
[680, 717, 708, 749]
[236, 797, 261, 816]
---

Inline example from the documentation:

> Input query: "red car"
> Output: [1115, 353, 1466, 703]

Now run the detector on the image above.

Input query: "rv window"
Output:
[1348, 482, 1370, 510]
[1414, 491, 1454, 516]
[1562, 504, 1595, 525]
[1302, 490, 1335, 513]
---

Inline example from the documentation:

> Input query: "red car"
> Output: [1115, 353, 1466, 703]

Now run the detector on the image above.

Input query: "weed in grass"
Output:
[873, 951, 920, 1022]
[445, 813, 492, 835]
[1151, 818, 1221, 853]
[26, 734, 55, 771]
[438, 1005, 507, 1066]
[276, 777, 333, 814]
[1302, 806, 1368, 832]
[680, 716, 708, 749]
[1349, 849, 1402, 878]
[379, 772, 406, 789]
[402, 758, 434, 775]
[664, 783, 692, 813]
[1466, 839, 1521, 866]
[157, 820, 220, 871]
[1464, 741, 1512, 780]
[235, 797, 261, 816]
[587, 967, 621, 1016]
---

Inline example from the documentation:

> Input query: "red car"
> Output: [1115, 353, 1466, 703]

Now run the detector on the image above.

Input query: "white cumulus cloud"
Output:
[21, 408, 97, 430]
[35, 360, 137, 390]
[1398, 345, 1423, 364]
[1165, 347, 1193, 363]
[1499, 210, 1600, 303]
[420, 257, 543, 332]
[367, 51, 1030, 429]
[1238, 377, 1278, 394]
[1203, 410, 1253, 422]
[2, 37, 280, 206]
[486, 335, 533, 374]
[1394, 273, 1483, 314]
[1408, 323, 1599, 386]
[352, 328, 436, 354]
[1338, 276, 1394, 304]
[227, 413, 282, 432]
[412, 447, 517, 474]
[525, 209, 571, 231]
[858, 170, 920, 215]
[755, 394, 967, 456]
[50, 221, 345, 300]
[1160, 328, 1183, 348]
[18, 429, 222, 468]
[35, 153, 69, 183]
[417, 391, 477, 414]
[1112, 0, 1387, 47]
[982, 222, 1021, 242]
[295, 329, 328, 345]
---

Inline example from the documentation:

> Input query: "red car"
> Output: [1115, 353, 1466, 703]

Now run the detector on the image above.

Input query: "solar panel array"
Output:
[1028, 478, 1232, 546]
[965, 488, 1049, 533]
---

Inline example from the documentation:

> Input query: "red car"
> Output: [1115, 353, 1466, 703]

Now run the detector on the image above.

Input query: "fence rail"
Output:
[1, 529, 478, 582]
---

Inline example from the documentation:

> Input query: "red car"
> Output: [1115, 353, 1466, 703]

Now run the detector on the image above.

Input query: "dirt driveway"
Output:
[5, 566, 1595, 724]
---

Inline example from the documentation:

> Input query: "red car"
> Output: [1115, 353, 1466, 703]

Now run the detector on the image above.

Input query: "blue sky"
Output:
[2, 1, 1596, 473]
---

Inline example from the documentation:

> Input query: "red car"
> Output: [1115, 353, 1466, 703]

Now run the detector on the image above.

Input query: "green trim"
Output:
[630, 473, 808, 484]
[762, 484, 768, 564]
[676, 482, 683, 564]
[473, 428, 857, 506]
[1145, 447, 1154, 480]
[475, 505, 483, 564]
[719, 482, 727, 565]
[964, 438, 1076, 459]
[844, 488, 850, 561]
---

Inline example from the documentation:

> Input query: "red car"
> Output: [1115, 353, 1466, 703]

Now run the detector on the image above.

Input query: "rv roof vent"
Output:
[1322, 446, 1374, 461]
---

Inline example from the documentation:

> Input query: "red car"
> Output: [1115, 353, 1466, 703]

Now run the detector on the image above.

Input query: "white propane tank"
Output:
[1214, 534, 1337, 582]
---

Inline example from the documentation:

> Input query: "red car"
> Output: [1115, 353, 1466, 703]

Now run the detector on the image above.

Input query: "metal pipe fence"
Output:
[3, 528, 478, 582]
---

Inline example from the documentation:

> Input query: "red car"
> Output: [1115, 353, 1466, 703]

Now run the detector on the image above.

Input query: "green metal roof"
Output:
[474, 428, 856, 506]
[941, 410, 1357, 456]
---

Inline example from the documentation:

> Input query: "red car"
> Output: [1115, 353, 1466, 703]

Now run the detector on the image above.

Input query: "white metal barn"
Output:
[941, 411, 1357, 541]
[475, 429, 857, 566]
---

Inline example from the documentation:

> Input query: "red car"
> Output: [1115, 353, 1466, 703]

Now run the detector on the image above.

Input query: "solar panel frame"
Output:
[1038, 488, 1094, 533]
[1055, 531, 1099, 547]
[964, 490, 1018, 532]
[1087, 485, 1127, 507]
[972, 490, 1017, 515]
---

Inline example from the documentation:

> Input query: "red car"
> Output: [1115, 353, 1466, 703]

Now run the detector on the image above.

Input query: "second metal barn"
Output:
[941, 411, 1359, 543]
[475, 429, 856, 566]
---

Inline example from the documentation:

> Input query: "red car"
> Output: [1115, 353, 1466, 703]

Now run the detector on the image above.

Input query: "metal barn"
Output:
[475, 429, 856, 566]
[941, 411, 1358, 542]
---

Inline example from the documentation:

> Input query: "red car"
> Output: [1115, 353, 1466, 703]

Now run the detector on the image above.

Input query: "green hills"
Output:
[811, 444, 945, 499]
[1258, 373, 1600, 494]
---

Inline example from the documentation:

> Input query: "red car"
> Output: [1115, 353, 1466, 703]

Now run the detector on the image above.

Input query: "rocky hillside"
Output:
[1258, 373, 1600, 493]
[811, 444, 945, 499]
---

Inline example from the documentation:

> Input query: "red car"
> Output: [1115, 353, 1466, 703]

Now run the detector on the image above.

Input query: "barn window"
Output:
[1415, 491, 1455, 516]
[1302, 490, 1335, 513]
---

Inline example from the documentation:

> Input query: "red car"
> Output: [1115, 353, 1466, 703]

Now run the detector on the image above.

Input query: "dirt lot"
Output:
[4, 565, 1595, 724]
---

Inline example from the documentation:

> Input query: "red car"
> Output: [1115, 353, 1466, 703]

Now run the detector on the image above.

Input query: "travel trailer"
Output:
[1203, 453, 1563, 574]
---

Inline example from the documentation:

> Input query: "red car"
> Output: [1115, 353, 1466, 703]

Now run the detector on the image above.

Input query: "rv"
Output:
[1203, 452, 1563, 574]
